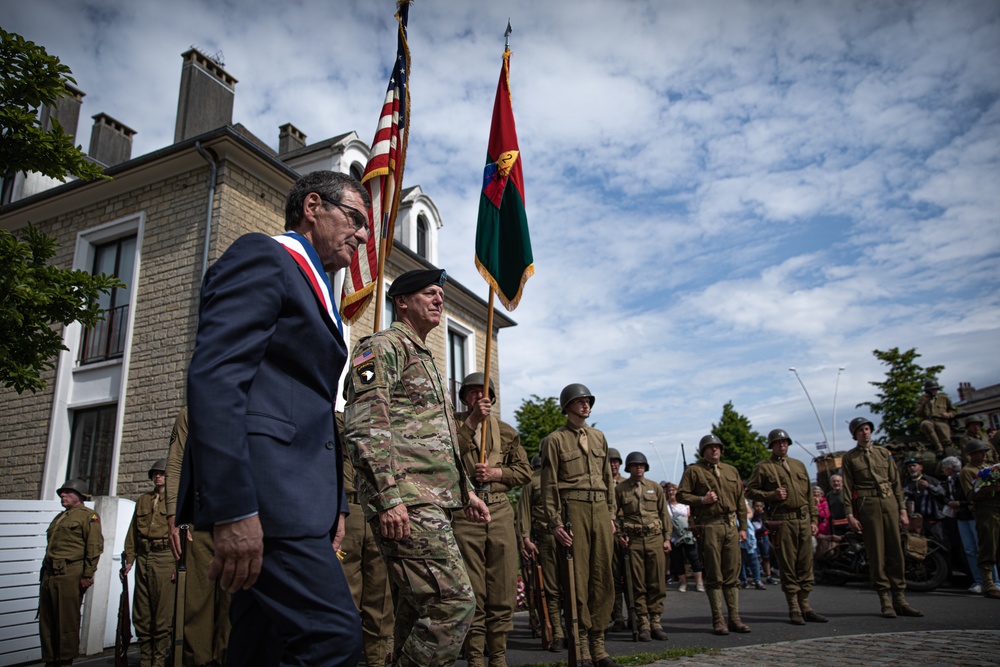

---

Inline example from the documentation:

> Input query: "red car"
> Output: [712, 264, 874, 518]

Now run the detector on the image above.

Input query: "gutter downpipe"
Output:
[195, 141, 217, 280]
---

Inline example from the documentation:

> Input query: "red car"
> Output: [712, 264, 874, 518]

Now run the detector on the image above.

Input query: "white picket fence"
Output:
[0, 498, 134, 666]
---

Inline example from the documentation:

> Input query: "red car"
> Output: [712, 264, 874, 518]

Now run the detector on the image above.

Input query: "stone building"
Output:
[0, 49, 514, 500]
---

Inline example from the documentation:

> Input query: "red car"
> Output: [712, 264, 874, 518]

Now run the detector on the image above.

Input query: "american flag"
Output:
[341, 0, 411, 325]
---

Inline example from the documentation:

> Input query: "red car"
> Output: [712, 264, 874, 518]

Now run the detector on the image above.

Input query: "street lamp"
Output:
[832, 366, 845, 451]
[789, 367, 830, 452]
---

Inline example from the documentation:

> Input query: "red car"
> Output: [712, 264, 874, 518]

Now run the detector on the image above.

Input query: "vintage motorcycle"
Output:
[814, 530, 950, 592]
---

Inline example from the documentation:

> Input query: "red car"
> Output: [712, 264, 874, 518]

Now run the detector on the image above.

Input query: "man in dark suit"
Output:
[178, 170, 369, 666]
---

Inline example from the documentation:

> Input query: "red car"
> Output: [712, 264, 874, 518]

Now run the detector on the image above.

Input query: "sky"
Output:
[7, 0, 1000, 482]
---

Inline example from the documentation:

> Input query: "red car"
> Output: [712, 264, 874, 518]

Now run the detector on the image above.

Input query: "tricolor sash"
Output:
[272, 232, 343, 334]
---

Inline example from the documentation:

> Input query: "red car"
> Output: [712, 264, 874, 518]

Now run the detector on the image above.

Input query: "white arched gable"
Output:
[395, 186, 443, 264]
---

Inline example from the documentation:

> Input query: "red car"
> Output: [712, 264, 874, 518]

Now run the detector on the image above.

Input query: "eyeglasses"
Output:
[317, 194, 369, 231]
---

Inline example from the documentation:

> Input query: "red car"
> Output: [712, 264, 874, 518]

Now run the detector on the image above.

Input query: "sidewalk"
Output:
[656, 629, 1000, 666]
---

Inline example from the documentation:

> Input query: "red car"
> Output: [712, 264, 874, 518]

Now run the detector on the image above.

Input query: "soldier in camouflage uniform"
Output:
[517, 455, 565, 652]
[452, 373, 532, 667]
[916, 380, 956, 454]
[344, 269, 492, 667]
[123, 460, 174, 666]
[541, 383, 621, 667]
[615, 451, 671, 641]
[39, 478, 103, 666]
[337, 413, 394, 667]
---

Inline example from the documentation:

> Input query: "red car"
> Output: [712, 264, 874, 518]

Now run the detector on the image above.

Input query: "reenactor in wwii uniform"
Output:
[541, 383, 621, 667]
[337, 413, 394, 667]
[123, 460, 174, 666]
[165, 408, 230, 667]
[607, 448, 628, 633]
[452, 372, 531, 667]
[517, 454, 565, 652]
[841, 417, 923, 618]
[677, 435, 750, 636]
[746, 429, 827, 626]
[960, 416, 998, 463]
[960, 439, 1000, 598]
[344, 269, 491, 667]
[39, 478, 103, 666]
[615, 451, 672, 641]
[915, 379, 956, 455]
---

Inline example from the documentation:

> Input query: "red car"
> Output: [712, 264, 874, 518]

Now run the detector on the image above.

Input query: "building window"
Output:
[448, 328, 468, 407]
[416, 215, 428, 259]
[350, 162, 364, 183]
[66, 404, 117, 496]
[79, 235, 136, 364]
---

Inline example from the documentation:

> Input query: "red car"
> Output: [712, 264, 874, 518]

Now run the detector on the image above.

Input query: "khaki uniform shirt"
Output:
[916, 393, 955, 420]
[46, 504, 103, 578]
[124, 490, 169, 566]
[961, 463, 1000, 510]
[615, 477, 672, 538]
[676, 460, 748, 530]
[454, 412, 532, 495]
[344, 321, 469, 520]
[516, 471, 547, 539]
[165, 407, 188, 518]
[841, 445, 904, 516]
[540, 422, 616, 529]
[746, 455, 818, 523]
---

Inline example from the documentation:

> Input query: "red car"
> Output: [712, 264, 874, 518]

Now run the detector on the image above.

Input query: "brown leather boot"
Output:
[708, 587, 728, 635]
[785, 592, 805, 625]
[798, 590, 828, 622]
[892, 591, 923, 617]
[724, 586, 751, 633]
[878, 590, 896, 618]
[982, 568, 1000, 599]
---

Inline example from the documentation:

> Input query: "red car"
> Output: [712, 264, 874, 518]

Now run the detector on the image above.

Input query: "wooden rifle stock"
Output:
[535, 554, 554, 649]
[114, 550, 131, 667]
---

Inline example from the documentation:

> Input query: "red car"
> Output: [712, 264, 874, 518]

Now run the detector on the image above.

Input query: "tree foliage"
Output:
[710, 401, 769, 480]
[1, 224, 123, 393]
[514, 394, 565, 460]
[1, 27, 108, 182]
[855, 347, 944, 446]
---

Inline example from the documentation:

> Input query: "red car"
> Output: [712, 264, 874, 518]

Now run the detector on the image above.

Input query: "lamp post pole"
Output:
[832, 366, 845, 451]
[789, 367, 830, 452]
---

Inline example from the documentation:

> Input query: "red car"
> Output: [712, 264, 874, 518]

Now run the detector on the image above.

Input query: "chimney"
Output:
[174, 48, 238, 143]
[88, 113, 137, 166]
[278, 123, 307, 155]
[958, 382, 974, 401]
[40, 82, 85, 143]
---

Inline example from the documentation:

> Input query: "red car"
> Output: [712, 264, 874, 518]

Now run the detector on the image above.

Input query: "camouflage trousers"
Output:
[374, 504, 475, 667]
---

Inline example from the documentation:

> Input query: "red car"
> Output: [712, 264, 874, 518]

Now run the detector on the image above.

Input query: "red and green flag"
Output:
[476, 48, 533, 311]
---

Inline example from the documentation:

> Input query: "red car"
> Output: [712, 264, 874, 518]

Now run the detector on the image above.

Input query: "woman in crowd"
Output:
[665, 482, 704, 592]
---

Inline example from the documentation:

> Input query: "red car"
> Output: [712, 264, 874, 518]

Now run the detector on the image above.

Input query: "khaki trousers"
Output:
[343, 502, 394, 667]
[133, 547, 175, 666]
[182, 529, 230, 666]
[626, 533, 667, 617]
[855, 496, 906, 592]
[770, 517, 814, 594]
[38, 560, 85, 664]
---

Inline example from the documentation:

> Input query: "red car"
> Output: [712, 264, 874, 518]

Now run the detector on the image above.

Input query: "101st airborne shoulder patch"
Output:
[352, 346, 384, 391]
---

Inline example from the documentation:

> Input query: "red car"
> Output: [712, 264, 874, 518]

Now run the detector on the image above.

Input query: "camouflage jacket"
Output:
[454, 412, 532, 495]
[344, 321, 469, 520]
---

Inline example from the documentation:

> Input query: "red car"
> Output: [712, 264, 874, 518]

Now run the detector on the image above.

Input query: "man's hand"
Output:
[380, 504, 410, 541]
[80, 576, 94, 591]
[774, 487, 788, 501]
[899, 509, 909, 530]
[521, 538, 539, 560]
[167, 515, 192, 561]
[553, 524, 573, 548]
[848, 514, 863, 534]
[464, 397, 492, 430]
[811, 523, 819, 537]
[210, 515, 264, 593]
[702, 491, 718, 505]
[332, 512, 347, 551]
[465, 494, 492, 524]
[918, 479, 930, 490]
[617, 535, 629, 548]
[663, 540, 672, 553]
[474, 463, 502, 484]
[120, 562, 132, 582]
[738, 530, 747, 542]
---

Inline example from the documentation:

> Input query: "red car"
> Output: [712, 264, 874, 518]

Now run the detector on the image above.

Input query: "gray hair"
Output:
[941, 456, 962, 474]
[284, 170, 369, 231]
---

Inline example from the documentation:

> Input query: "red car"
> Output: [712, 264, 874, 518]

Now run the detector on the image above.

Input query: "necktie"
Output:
[579, 429, 589, 453]
[713, 464, 721, 479]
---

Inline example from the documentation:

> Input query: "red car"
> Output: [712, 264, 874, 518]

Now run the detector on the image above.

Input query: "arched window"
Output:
[416, 214, 428, 259]
[350, 162, 364, 183]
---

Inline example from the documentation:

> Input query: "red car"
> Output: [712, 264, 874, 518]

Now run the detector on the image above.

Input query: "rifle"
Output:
[680, 441, 688, 471]
[114, 550, 131, 667]
[560, 500, 579, 667]
[620, 541, 639, 641]
[521, 552, 541, 639]
[535, 552, 554, 649]
[170, 525, 188, 667]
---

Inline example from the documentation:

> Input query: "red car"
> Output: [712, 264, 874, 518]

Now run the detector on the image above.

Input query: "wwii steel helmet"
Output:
[559, 383, 595, 413]
[148, 459, 167, 478]
[608, 448, 623, 464]
[459, 372, 496, 404]
[965, 439, 990, 456]
[767, 428, 791, 447]
[849, 417, 874, 438]
[57, 478, 91, 500]
[625, 451, 649, 471]
[698, 434, 724, 454]
[924, 379, 941, 391]
[530, 454, 542, 469]
[965, 415, 985, 428]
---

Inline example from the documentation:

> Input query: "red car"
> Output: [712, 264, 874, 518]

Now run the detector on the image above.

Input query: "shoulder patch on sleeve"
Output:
[349, 339, 387, 393]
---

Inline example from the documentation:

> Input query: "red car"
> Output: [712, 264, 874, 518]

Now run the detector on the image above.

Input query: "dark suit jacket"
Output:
[177, 233, 348, 539]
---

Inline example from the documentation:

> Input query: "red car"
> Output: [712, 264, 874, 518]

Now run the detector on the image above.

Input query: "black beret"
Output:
[387, 269, 447, 297]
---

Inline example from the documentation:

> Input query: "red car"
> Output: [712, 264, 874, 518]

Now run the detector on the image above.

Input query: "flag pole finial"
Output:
[505, 20, 512, 50]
